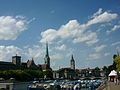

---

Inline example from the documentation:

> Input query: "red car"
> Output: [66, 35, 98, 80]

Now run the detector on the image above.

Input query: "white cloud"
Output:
[87, 10, 117, 26]
[50, 54, 63, 61]
[111, 41, 120, 46]
[92, 8, 103, 18]
[104, 52, 110, 56]
[94, 45, 107, 52]
[74, 31, 98, 45]
[87, 44, 107, 60]
[40, 29, 58, 43]
[107, 24, 120, 34]
[87, 53, 101, 60]
[23, 45, 46, 63]
[55, 44, 66, 51]
[0, 16, 28, 40]
[111, 24, 120, 31]
[0, 45, 45, 63]
[40, 9, 117, 46]
[40, 20, 98, 45]
[0, 45, 22, 61]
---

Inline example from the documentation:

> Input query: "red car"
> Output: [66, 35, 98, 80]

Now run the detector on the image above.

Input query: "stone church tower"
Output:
[44, 42, 50, 68]
[12, 54, 21, 66]
[70, 55, 75, 70]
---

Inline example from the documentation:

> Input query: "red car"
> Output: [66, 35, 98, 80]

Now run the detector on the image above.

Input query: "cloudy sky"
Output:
[0, 0, 120, 70]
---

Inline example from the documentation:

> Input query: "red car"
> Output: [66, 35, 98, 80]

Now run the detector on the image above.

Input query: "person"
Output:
[118, 77, 120, 85]
[114, 78, 117, 85]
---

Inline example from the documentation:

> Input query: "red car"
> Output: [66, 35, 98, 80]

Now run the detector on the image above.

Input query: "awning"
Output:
[108, 70, 117, 76]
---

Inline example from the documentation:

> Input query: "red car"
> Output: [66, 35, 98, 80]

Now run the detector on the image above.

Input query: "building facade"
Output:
[0, 43, 52, 71]
[53, 55, 77, 79]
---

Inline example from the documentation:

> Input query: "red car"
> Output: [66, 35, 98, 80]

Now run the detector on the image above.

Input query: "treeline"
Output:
[113, 54, 120, 71]
[102, 53, 120, 77]
[0, 70, 53, 81]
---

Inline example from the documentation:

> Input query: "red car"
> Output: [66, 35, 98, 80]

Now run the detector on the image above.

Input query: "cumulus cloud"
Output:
[87, 10, 117, 26]
[87, 44, 107, 60]
[74, 31, 98, 45]
[0, 45, 45, 63]
[111, 41, 120, 46]
[92, 8, 103, 18]
[104, 52, 110, 56]
[0, 16, 28, 40]
[40, 29, 58, 43]
[0, 45, 22, 61]
[40, 20, 98, 45]
[94, 45, 107, 52]
[87, 53, 101, 60]
[24, 46, 44, 60]
[55, 44, 66, 51]
[40, 8, 117, 46]
[107, 24, 120, 34]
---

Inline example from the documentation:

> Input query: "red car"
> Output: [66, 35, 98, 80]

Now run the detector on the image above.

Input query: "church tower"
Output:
[44, 42, 50, 68]
[12, 54, 21, 66]
[70, 55, 75, 70]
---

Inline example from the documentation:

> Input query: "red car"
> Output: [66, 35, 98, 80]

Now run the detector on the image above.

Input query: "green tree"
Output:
[0, 70, 45, 81]
[103, 66, 108, 76]
[94, 67, 100, 77]
[113, 54, 120, 71]
[43, 70, 53, 79]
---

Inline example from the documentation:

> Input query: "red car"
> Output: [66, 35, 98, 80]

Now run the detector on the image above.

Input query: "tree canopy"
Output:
[113, 54, 120, 71]
[0, 70, 52, 81]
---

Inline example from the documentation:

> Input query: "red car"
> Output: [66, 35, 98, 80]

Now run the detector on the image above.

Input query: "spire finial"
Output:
[71, 54, 74, 60]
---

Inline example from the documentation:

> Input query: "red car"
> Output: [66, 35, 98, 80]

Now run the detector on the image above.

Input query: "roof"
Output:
[58, 67, 75, 72]
[108, 70, 117, 76]
[0, 61, 13, 65]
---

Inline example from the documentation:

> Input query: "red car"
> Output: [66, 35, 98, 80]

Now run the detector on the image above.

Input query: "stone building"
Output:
[70, 55, 75, 70]
[37, 42, 52, 71]
[53, 55, 76, 79]
[0, 43, 52, 71]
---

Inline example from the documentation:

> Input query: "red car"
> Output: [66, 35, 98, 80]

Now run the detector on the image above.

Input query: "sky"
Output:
[0, 0, 120, 70]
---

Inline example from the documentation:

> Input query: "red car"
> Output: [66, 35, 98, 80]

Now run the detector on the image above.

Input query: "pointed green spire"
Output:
[46, 41, 49, 56]
[71, 54, 74, 61]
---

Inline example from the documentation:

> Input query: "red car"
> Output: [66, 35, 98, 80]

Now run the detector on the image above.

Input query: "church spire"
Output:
[71, 54, 74, 60]
[46, 41, 49, 57]
[44, 41, 50, 68]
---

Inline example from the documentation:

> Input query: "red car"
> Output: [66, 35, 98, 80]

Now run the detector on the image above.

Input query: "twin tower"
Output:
[44, 42, 76, 70]
[12, 42, 75, 70]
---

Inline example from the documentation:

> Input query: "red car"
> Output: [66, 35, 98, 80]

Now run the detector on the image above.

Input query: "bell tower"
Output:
[70, 54, 75, 70]
[12, 54, 21, 66]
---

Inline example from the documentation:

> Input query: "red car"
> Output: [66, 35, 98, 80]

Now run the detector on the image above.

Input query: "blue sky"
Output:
[0, 0, 120, 70]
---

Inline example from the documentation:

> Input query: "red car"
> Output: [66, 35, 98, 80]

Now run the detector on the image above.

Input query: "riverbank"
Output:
[98, 81, 120, 90]
[0, 82, 29, 90]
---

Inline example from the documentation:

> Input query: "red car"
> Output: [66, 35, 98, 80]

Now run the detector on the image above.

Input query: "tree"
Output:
[43, 70, 53, 79]
[0, 70, 45, 81]
[102, 66, 108, 76]
[113, 54, 120, 71]
[94, 67, 100, 77]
